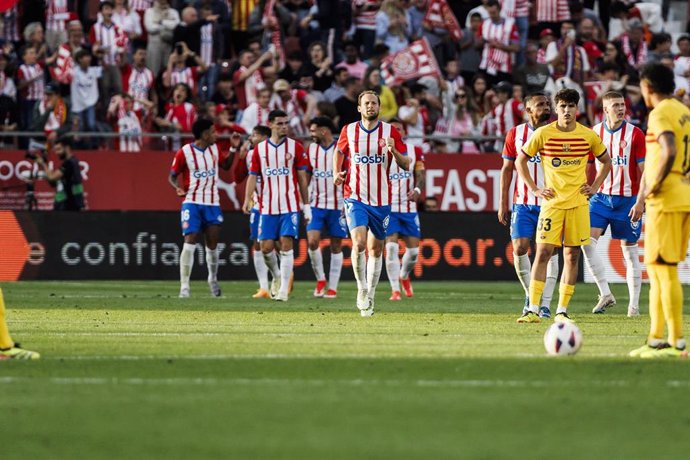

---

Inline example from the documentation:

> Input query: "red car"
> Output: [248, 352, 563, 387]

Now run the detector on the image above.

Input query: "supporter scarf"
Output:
[621, 34, 647, 68]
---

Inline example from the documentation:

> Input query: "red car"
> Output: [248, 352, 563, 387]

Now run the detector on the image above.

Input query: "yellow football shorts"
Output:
[536, 204, 590, 247]
[644, 208, 690, 264]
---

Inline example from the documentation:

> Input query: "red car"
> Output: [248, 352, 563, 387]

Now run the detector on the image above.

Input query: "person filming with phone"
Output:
[544, 20, 590, 85]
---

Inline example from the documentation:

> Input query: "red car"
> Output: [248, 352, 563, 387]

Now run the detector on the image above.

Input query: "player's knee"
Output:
[353, 240, 366, 253]
[512, 240, 529, 256]
[330, 239, 343, 253]
[307, 238, 320, 251]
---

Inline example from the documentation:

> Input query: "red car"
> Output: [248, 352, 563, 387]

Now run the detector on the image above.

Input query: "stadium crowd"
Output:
[0, 0, 688, 152]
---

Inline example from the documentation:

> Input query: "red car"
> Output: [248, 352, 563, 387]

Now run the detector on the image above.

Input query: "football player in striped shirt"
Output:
[334, 91, 409, 317]
[385, 119, 425, 301]
[583, 91, 646, 317]
[499, 92, 558, 318]
[516, 88, 611, 324]
[306, 117, 347, 298]
[243, 110, 312, 302]
[169, 118, 233, 298]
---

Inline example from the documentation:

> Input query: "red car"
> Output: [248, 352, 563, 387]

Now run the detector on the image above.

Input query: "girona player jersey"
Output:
[502, 123, 545, 206]
[170, 143, 222, 206]
[390, 142, 423, 213]
[249, 137, 310, 215]
[592, 121, 645, 197]
[308, 141, 343, 210]
[337, 121, 406, 207]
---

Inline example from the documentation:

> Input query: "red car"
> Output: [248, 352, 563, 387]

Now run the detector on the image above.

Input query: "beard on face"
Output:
[538, 111, 551, 123]
[363, 111, 379, 121]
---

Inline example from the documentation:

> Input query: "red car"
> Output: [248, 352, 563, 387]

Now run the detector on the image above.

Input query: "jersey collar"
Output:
[604, 120, 625, 134]
[358, 120, 381, 133]
[268, 138, 287, 148]
[320, 141, 336, 151]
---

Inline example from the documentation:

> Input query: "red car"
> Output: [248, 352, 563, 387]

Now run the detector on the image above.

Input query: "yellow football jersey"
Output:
[522, 121, 607, 209]
[645, 97, 690, 211]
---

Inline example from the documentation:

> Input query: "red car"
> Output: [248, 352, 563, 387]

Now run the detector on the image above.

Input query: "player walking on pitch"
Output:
[0, 288, 39, 360]
[516, 88, 611, 323]
[306, 117, 347, 298]
[170, 118, 233, 298]
[334, 91, 409, 317]
[499, 92, 559, 317]
[583, 91, 646, 316]
[629, 64, 690, 358]
[385, 119, 425, 301]
[243, 110, 312, 301]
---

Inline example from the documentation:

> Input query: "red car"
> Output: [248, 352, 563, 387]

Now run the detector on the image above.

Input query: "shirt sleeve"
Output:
[294, 142, 310, 171]
[249, 145, 261, 176]
[336, 125, 350, 156]
[170, 148, 187, 176]
[589, 130, 607, 157]
[632, 126, 646, 163]
[521, 128, 543, 158]
[414, 146, 425, 170]
[391, 125, 407, 155]
[502, 127, 517, 160]
[648, 110, 674, 138]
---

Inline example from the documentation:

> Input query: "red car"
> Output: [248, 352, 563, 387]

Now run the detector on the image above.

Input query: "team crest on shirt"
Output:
[620, 140, 628, 149]
[562, 144, 571, 152]
[378, 139, 387, 149]
[286, 153, 293, 161]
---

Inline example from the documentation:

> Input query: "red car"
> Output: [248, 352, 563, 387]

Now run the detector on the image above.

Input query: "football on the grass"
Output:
[543, 322, 582, 356]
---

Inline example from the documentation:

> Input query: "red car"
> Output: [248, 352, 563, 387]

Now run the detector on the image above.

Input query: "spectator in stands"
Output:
[194, 0, 230, 56]
[70, 50, 102, 148]
[469, 73, 490, 119]
[536, 28, 554, 64]
[478, 0, 519, 86]
[31, 83, 74, 145]
[233, 48, 275, 109]
[434, 87, 480, 154]
[545, 20, 590, 85]
[1, 5, 20, 49]
[269, 78, 316, 137]
[279, 50, 308, 85]
[365, 43, 390, 69]
[315, 99, 337, 120]
[211, 73, 236, 107]
[675, 36, 690, 79]
[47, 20, 88, 95]
[90, 1, 128, 102]
[577, 17, 605, 69]
[501, 0, 529, 68]
[398, 83, 431, 147]
[489, 81, 523, 149]
[334, 76, 361, 129]
[155, 82, 197, 150]
[197, 4, 224, 102]
[647, 33, 673, 64]
[102, 0, 142, 44]
[422, 195, 439, 212]
[108, 93, 142, 152]
[45, 0, 73, 53]
[352, 0, 382, 59]
[335, 41, 368, 80]
[144, 0, 180, 76]
[375, 0, 410, 54]
[614, 18, 647, 70]
[459, 12, 483, 83]
[534, 0, 571, 35]
[229, 0, 257, 57]
[597, 41, 636, 82]
[17, 46, 45, 133]
[35, 135, 84, 211]
[120, 44, 156, 122]
[407, 0, 427, 41]
[214, 105, 245, 153]
[324, 67, 349, 103]
[303, 41, 333, 93]
[239, 87, 271, 133]
[465, 0, 489, 29]
[363, 66, 397, 121]
[23, 22, 48, 63]
[514, 42, 552, 95]
[163, 41, 207, 94]
[309, 0, 346, 62]
[0, 53, 18, 138]
[610, 1, 664, 36]
[660, 54, 690, 98]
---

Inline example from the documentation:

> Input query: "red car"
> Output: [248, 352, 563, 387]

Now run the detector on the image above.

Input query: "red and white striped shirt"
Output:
[270, 90, 309, 138]
[239, 101, 270, 133]
[249, 137, 309, 214]
[2, 6, 20, 42]
[171, 143, 222, 205]
[337, 121, 406, 207]
[89, 22, 128, 66]
[491, 99, 524, 138]
[170, 66, 198, 93]
[46, 0, 70, 32]
[593, 121, 645, 197]
[353, 0, 380, 30]
[479, 18, 519, 75]
[117, 110, 142, 152]
[200, 23, 213, 66]
[50, 43, 76, 84]
[121, 64, 154, 113]
[164, 102, 197, 133]
[500, 0, 529, 18]
[17, 63, 45, 100]
[390, 142, 423, 213]
[128, 0, 153, 12]
[233, 65, 265, 109]
[247, 151, 262, 210]
[536, 0, 570, 22]
[308, 141, 343, 210]
[502, 123, 545, 206]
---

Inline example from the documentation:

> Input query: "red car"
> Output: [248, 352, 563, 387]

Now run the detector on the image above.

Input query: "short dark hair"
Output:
[640, 63, 676, 96]
[524, 91, 547, 106]
[253, 125, 271, 137]
[268, 109, 288, 122]
[309, 116, 336, 133]
[650, 32, 672, 50]
[599, 62, 620, 74]
[55, 135, 73, 148]
[554, 88, 580, 105]
[287, 50, 303, 61]
[343, 76, 359, 88]
[75, 49, 90, 61]
[192, 118, 214, 139]
[678, 35, 690, 45]
[485, 0, 500, 8]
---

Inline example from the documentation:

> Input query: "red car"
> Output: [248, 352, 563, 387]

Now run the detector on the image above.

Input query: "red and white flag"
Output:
[380, 38, 442, 86]
[423, 0, 462, 41]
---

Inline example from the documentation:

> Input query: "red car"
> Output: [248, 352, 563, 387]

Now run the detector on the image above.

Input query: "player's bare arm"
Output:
[581, 150, 612, 197]
[243, 174, 257, 214]
[220, 132, 242, 170]
[407, 164, 425, 201]
[168, 172, 185, 197]
[297, 170, 312, 224]
[387, 138, 410, 170]
[516, 152, 554, 199]
[647, 131, 676, 197]
[333, 148, 346, 185]
[498, 158, 513, 225]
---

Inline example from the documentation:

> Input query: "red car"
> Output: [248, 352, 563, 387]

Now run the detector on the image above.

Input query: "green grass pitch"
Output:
[1, 280, 689, 459]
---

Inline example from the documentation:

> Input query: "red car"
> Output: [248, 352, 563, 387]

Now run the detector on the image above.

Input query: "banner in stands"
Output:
[0, 211, 524, 281]
[0, 151, 507, 212]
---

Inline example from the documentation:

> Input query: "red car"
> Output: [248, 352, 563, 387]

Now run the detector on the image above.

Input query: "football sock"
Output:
[647, 264, 665, 343]
[366, 255, 383, 300]
[0, 288, 14, 349]
[514, 253, 531, 295]
[557, 283, 575, 313]
[180, 243, 196, 290]
[263, 250, 281, 280]
[528, 279, 544, 314]
[582, 238, 611, 296]
[385, 242, 401, 291]
[541, 255, 559, 309]
[329, 252, 343, 291]
[279, 250, 294, 296]
[308, 247, 326, 281]
[401, 247, 419, 279]
[352, 249, 367, 291]
[205, 246, 218, 283]
[622, 245, 641, 309]
[253, 249, 269, 291]
[656, 264, 684, 348]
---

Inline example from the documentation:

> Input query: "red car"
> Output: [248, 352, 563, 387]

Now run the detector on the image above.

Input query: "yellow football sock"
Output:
[557, 283, 575, 310]
[529, 279, 545, 310]
[656, 264, 684, 348]
[647, 264, 665, 343]
[0, 288, 15, 349]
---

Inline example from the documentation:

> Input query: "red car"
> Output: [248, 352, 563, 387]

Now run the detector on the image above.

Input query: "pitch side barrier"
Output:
[0, 211, 530, 282]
